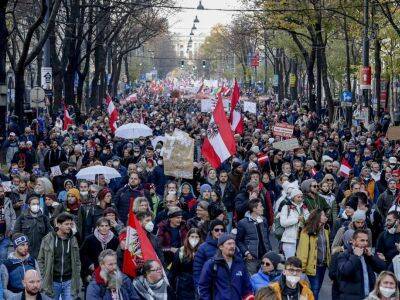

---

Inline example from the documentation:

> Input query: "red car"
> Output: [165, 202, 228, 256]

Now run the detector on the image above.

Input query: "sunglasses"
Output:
[262, 261, 272, 266]
[213, 228, 225, 233]
[311, 185, 318, 188]
[326, 179, 334, 182]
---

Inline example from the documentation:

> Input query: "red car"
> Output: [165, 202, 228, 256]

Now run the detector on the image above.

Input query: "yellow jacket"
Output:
[267, 280, 314, 300]
[296, 228, 331, 276]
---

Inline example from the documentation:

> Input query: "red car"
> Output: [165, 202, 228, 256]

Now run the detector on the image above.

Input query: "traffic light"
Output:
[202, 60, 206, 68]
[180, 60, 184, 68]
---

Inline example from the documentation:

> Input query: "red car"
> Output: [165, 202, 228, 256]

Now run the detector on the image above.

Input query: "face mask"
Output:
[80, 191, 88, 196]
[144, 221, 154, 233]
[387, 222, 397, 234]
[11, 168, 19, 174]
[168, 190, 176, 195]
[285, 275, 300, 286]
[30, 204, 40, 213]
[189, 238, 200, 248]
[33, 169, 40, 175]
[379, 287, 396, 298]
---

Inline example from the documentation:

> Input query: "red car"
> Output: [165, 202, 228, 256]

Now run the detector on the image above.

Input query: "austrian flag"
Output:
[106, 95, 118, 133]
[63, 105, 74, 130]
[339, 158, 352, 177]
[202, 93, 236, 168]
[229, 80, 244, 134]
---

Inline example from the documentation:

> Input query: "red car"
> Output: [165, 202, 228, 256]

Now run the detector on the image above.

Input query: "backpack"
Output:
[273, 202, 303, 241]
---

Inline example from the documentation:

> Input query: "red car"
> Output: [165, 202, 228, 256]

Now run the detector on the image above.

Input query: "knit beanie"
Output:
[290, 189, 303, 200]
[67, 188, 80, 201]
[217, 233, 235, 247]
[263, 251, 283, 269]
[98, 187, 112, 201]
[352, 210, 366, 222]
[301, 179, 316, 194]
[200, 184, 212, 194]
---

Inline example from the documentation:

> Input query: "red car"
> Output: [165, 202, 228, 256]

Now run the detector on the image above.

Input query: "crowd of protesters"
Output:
[0, 86, 399, 300]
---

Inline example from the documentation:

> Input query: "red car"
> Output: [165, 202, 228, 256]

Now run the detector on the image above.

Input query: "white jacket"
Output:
[279, 202, 310, 244]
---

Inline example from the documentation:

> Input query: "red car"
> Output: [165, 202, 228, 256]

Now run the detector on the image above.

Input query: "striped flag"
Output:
[106, 95, 118, 133]
[339, 158, 352, 177]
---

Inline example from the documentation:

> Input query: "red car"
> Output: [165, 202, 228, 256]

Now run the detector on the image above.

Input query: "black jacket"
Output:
[169, 249, 195, 300]
[213, 181, 237, 212]
[337, 249, 386, 300]
[376, 231, 400, 263]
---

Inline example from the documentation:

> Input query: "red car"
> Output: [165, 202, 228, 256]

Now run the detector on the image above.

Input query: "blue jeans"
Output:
[308, 265, 326, 300]
[53, 280, 72, 300]
[0, 238, 10, 264]
[226, 212, 233, 233]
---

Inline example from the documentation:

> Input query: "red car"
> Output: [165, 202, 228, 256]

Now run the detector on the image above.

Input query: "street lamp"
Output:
[194, 15, 199, 23]
[189, 37, 193, 43]
[197, 0, 204, 10]
[190, 30, 194, 36]
[192, 24, 197, 30]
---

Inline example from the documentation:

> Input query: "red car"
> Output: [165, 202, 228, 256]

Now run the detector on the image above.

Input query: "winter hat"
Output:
[232, 161, 241, 170]
[12, 233, 29, 248]
[290, 189, 303, 200]
[200, 184, 212, 194]
[263, 251, 283, 269]
[388, 178, 397, 185]
[301, 179, 316, 194]
[208, 202, 224, 220]
[209, 219, 225, 232]
[343, 229, 354, 250]
[63, 179, 74, 188]
[250, 146, 260, 154]
[352, 210, 366, 222]
[217, 233, 235, 247]
[67, 188, 80, 201]
[346, 195, 359, 211]
[97, 187, 112, 201]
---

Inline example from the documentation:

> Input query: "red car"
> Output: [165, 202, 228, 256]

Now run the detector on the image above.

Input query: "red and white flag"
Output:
[229, 80, 244, 134]
[106, 95, 118, 133]
[257, 153, 269, 166]
[63, 105, 74, 130]
[202, 92, 236, 168]
[339, 158, 352, 177]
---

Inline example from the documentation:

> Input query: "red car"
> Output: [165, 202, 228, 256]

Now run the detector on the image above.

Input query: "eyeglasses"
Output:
[149, 267, 162, 273]
[285, 268, 302, 275]
[262, 261, 272, 267]
[213, 228, 225, 233]
[311, 185, 318, 188]
[326, 179, 334, 182]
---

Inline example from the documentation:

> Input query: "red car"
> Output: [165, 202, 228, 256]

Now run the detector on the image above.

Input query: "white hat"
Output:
[389, 157, 398, 164]
[322, 155, 333, 163]
[268, 138, 275, 144]
[290, 189, 303, 199]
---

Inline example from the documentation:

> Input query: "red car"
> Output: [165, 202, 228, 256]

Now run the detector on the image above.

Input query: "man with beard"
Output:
[132, 259, 174, 299]
[43, 140, 67, 172]
[1, 234, 40, 295]
[198, 234, 253, 300]
[86, 249, 135, 299]
[7, 269, 52, 300]
[315, 159, 337, 183]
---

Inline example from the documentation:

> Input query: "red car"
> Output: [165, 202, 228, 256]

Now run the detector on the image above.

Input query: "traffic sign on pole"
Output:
[41, 67, 53, 90]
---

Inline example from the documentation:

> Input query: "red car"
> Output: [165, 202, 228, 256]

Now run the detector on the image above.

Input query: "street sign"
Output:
[41, 67, 52, 90]
[341, 91, 353, 107]
[30, 87, 46, 108]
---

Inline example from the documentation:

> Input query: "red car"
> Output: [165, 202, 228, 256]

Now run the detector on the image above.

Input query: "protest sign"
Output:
[273, 138, 300, 151]
[273, 123, 294, 138]
[243, 101, 257, 114]
[387, 126, 400, 141]
[163, 129, 194, 179]
[50, 165, 62, 177]
[0, 181, 12, 192]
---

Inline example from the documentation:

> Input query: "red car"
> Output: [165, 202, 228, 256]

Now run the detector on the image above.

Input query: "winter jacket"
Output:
[193, 234, 218, 287]
[250, 269, 281, 293]
[169, 247, 196, 300]
[234, 191, 250, 220]
[213, 181, 237, 212]
[198, 252, 253, 300]
[332, 222, 372, 253]
[376, 231, 400, 263]
[43, 148, 67, 171]
[377, 189, 399, 219]
[80, 233, 119, 277]
[79, 203, 117, 239]
[236, 212, 271, 259]
[0, 252, 39, 294]
[37, 231, 81, 298]
[3, 139, 19, 166]
[303, 194, 330, 213]
[157, 220, 188, 265]
[13, 211, 52, 258]
[114, 184, 149, 224]
[0, 196, 16, 235]
[337, 249, 386, 300]
[86, 267, 135, 300]
[279, 202, 310, 244]
[6, 291, 52, 300]
[296, 227, 331, 276]
[266, 277, 314, 300]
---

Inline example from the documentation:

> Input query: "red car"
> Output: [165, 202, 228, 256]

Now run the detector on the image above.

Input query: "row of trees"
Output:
[197, 0, 400, 122]
[0, 0, 177, 123]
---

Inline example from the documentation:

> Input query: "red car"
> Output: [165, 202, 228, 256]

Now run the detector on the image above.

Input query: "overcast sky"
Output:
[169, 0, 243, 37]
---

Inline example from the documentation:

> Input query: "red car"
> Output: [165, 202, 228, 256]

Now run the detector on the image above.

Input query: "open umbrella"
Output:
[76, 166, 121, 181]
[115, 123, 153, 140]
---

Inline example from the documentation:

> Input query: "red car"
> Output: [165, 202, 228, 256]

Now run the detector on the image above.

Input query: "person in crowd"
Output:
[33, 177, 54, 210]
[132, 260, 175, 299]
[301, 179, 330, 212]
[337, 229, 386, 299]
[1, 233, 39, 296]
[264, 256, 314, 299]
[236, 198, 271, 274]
[62, 187, 81, 218]
[44, 140, 67, 172]
[213, 170, 236, 232]
[7, 269, 52, 300]
[133, 196, 151, 214]
[80, 217, 119, 282]
[169, 228, 202, 299]
[250, 251, 283, 293]
[377, 178, 399, 221]
[37, 212, 81, 299]
[376, 211, 400, 265]
[14, 195, 52, 258]
[193, 219, 226, 288]
[103, 207, 124, 235]
[186, 200, 210, 239]
[157, 206, 188, 265]
[43, 193, 62, 225]
[296, 209, 331, 300]
[0, 185, 16, 263]
[365, 271, 399, 300]
[86, 249, 135, 299]
[198, 234, 253, 300]
[279, 189, 310, 258]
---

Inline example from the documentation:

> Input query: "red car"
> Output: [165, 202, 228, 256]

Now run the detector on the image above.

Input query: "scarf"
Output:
[132, 276, 168, 300]
[94, 228, 114, 249]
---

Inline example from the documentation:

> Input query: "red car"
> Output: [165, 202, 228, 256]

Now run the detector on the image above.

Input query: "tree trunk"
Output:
[320, 46, 334, 122]
[14, 69, 26, 125]
[375, 38, 381, 119]
[344, 15, 353, 126]
[112, 56, 123, 97]
[0, 0, 8, 135]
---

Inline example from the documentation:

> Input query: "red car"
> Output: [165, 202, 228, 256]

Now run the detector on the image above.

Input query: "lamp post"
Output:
[197, 1, 204, 10]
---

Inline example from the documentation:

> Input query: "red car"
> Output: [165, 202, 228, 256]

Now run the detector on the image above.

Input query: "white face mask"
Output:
[285, 275, 300, 286]
[80, 191, 88, 196]
[379, 287, 396, 298]
[30, 204, 40, 213]
[388, 226, 397, 234]
[189, 238, 199, 248]
[144, 221, 154, 233]
[168, 190, 176, 195]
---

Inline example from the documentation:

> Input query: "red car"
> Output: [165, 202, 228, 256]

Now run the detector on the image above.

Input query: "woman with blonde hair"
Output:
[133, 196, 151, 214]
[34, 177, 55, 210]
[365, 271, 399, 300]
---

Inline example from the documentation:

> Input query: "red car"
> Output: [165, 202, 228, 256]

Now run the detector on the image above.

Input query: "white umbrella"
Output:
[76, 166, 121, 181]
[115, 123, 153, 140]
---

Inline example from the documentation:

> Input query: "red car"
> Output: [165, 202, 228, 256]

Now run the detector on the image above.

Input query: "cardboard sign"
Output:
[0, 181, 12, 192]
[387, 126, 400, 141]
[243, 101, 257, 114]
[50, 165, 62, 177]
[273, 138, 300, 151]
[201, 99, 230, 113]
[273, 123, 294, 138]
[163, 129, 194, 179]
